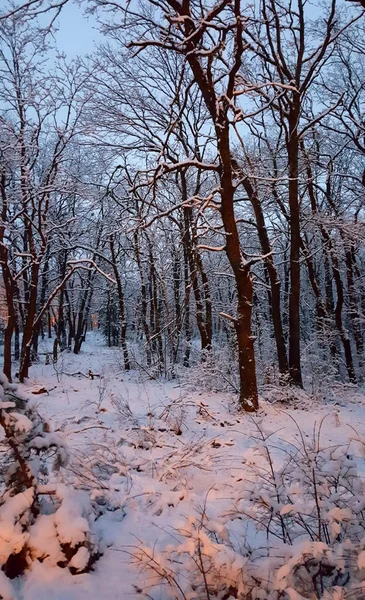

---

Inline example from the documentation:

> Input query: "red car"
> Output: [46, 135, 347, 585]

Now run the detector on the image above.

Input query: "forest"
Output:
[0, 1, 365, 599]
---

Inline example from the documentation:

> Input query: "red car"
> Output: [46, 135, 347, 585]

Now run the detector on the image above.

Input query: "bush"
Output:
[129, 416, 365, 600]
[185, 346, 239, 395]
[0, 375, 101, 597]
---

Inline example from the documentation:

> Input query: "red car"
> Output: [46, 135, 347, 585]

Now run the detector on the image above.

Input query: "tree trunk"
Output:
[180, 173, 212, 353]
[287, 100, 303, 386]
[148, 241, 164, 374]
[217, 123, 258, 411]
[19, 262, 40, 381]
[110, 237, 130, 371]
[0, 172, 15, 381]
[344, 244, 363, 367]
[133, 231, 151, 367]
[73, 270, 94, 354]
[302, 142, 356, 381]
[56, 252, 67, 351]
[241, 177, 288, 376]
[183, 240, 191, 367]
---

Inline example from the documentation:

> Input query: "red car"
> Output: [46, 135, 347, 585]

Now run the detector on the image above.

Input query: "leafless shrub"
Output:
[184, 348, 239, 395]
[110, 391, 139, 426]
[128, 417, 365, 599]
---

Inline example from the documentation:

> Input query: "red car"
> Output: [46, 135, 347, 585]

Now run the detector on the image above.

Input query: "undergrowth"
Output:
[128, 416, 365, 600]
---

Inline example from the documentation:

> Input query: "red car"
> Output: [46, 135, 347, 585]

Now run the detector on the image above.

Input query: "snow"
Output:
[68, 547, 90, 572]
[29, 514, 65, 565]
[0, 488, 34, 564]
[10, 412, 33, 433]
[30, 433, 69, 465]
[2, 332, 365, 599]
[53, 487, 92, 548]
[359, 551, 365, 570]
[0, 570, 15, 600]
[0, 402, 16, 410]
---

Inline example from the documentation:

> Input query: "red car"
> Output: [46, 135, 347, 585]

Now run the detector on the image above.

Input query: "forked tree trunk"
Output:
[182, 9, 258, 410]
[130, 0, 259, 409]
[73, 271, 94, 355]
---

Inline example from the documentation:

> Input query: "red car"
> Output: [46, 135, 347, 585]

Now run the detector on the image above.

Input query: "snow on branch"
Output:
[67, 259, 116, 284]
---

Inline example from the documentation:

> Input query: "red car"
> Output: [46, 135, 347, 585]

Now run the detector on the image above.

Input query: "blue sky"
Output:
[53, 1, 102, 57]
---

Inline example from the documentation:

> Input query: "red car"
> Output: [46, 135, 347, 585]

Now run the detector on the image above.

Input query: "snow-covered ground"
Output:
[5, 333, 365, 600]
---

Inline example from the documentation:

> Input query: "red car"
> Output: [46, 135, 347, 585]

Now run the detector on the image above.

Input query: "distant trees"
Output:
[0, 13, 107, 380]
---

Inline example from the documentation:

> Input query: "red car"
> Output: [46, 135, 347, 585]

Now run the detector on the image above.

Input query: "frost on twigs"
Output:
[128, 507, 264, 600]
[0, 376, 101, 590]
[129, 417, 365, 600]
[185, 346, 239, 395]
[230, 417, 365, 599]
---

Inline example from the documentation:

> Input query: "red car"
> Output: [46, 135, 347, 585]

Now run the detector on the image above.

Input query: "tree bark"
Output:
[217, 124, 258, 410]
[241, 177, 288, 376]
[0, 171, 16, 381]
[180, 171, 212, 353]
[287, 99, 303, 386]
[109, 237, 130, 371]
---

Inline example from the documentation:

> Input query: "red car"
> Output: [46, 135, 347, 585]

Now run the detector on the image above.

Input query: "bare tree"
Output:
[234, 0, 362, 385]
[0, 15, 88, 380]
[91, 0, 264, 410]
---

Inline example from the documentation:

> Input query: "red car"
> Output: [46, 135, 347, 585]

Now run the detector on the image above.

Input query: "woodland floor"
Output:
[7, 333, 365, 600]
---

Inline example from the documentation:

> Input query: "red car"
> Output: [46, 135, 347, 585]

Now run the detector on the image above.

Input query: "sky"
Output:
[53, 1, 102, 57]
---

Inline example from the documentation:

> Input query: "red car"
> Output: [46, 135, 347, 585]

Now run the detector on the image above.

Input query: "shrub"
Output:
[129, 416, 365, 600]
[0, 375, 101, 597]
